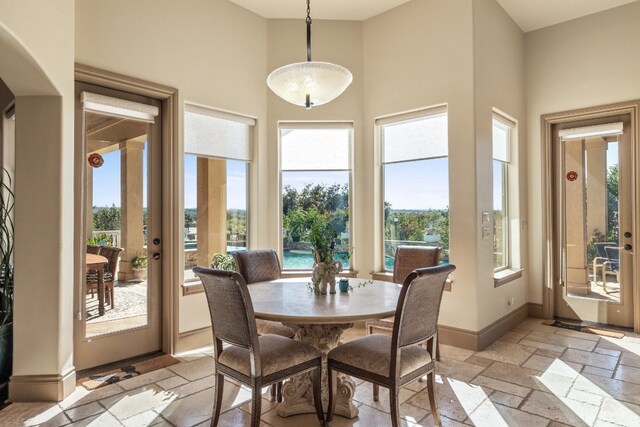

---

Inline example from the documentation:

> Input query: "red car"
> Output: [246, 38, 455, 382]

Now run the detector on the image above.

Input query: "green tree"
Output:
[606, 163, 619, 242]
[93, 204, 121, 231]
[184, 211, 196, 229]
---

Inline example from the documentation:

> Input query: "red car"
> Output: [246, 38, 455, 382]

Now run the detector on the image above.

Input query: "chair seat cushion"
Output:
[256, 319, 294, 338]
[328, 334, 431, 378]
[219, 334, 321, 378]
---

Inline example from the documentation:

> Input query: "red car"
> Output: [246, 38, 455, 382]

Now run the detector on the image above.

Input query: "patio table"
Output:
[248, 277, 402, 419]
[86, 253, 109, 316]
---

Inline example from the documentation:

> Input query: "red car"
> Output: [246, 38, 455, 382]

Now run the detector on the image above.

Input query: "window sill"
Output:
[371, 271, 452, 292]
[494, 268, 524, 287]
[183, 280, 204, 296]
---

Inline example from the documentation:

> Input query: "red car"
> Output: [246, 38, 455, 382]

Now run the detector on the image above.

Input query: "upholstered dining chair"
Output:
[232, 249, 293, 402]
[86, 245, 123, 307]
[366, 246, 442, 359]
[192, 267, 325, 427]
[326, 264, 456, 427]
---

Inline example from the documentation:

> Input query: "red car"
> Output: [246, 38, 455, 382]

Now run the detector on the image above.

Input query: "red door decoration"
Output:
[88, 153, 104, 168]
[566, 171, 578, 182]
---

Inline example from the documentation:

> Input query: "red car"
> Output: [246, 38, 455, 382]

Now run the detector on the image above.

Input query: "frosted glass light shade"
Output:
[267, 61, 353, 108]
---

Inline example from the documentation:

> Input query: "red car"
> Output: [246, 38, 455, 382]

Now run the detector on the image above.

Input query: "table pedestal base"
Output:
[276, 323, 358, 419]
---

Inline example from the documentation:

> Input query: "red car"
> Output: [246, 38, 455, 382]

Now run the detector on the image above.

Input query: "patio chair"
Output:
[591, 242, 616, 287]
[86, 245, 123, 308]
[232, 249, 294, 401]
[326, 264, 456, 427]
[602, 246, 621, 292]
[366, 246, 442, 360]
[192, 267, 324, 427]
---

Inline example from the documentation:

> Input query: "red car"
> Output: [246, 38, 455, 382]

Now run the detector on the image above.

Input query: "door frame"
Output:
[74, 64, 179, 358]
[541, 100, 640, 332]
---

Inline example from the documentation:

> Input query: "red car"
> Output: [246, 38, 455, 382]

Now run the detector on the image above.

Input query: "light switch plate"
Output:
[482, 211, 490, 223]
[482, 226, 491, 239]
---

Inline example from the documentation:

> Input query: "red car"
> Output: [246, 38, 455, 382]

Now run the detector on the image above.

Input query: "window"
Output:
[280, 123, 353, 270]
[183, 104, 254, 282]
[378, 107, 449, 271]
[492, 114, 514, 271]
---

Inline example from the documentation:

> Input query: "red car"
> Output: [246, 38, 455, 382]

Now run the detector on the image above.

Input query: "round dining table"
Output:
[247, 277, 402, 419]
[86, 253, 109, 316]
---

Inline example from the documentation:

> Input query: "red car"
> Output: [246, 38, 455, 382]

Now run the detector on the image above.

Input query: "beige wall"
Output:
[363, 0, 478, 330]
[473, 0, 527, 328]
[525, 1, 640, 304]
[75, 0, 268, 333]
[0, 0, 76, 401]
[265, 18, 364, 260]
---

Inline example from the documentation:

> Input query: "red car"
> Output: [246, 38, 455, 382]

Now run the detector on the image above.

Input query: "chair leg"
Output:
[251, 383, 262, 427]
[211, 373, 224, 427]
[389, 385, 400, 427]
[435, 338, 441, 362]
[427, 371, 441, 427]
[311, 366, 325, 425]
[277, 381, 283, 402]
[270, 383, 276, 401]
[326, 368, 338, 426]
[373, 383, 380, 401]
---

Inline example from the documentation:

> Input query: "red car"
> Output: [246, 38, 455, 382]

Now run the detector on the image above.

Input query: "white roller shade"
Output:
[280, 126, 351, 171]
[184, 104, 255, 161]
[492, 120, 510, 163]
[559, 122, 623, 140]
[380, 111, 448, 164]
[82, 92, 158, 123]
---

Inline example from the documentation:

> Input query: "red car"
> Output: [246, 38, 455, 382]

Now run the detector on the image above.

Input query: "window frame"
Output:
[277, 122, 355, 272]
[376, 106, 450, 273]
[182, 103, 254, 285]
[492, 111, 517, 274]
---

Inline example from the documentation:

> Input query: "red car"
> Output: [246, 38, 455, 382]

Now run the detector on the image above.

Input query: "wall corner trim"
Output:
[9, 367, 76, 402]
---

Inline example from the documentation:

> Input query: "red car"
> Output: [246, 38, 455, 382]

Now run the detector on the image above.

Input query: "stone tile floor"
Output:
[2, 317, 640, 426]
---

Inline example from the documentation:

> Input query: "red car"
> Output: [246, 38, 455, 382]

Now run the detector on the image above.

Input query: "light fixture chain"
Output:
[306, 0, 312, 62]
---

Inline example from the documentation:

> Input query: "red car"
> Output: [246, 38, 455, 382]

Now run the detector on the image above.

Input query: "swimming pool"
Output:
[282, 250, 352, 270]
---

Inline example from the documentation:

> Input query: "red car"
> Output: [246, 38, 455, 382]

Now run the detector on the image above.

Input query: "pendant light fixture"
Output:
[267, 0, 353, 109]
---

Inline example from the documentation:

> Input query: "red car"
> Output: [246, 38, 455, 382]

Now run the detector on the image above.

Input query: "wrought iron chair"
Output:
[366, 246, 442, 360]
[592, 241, 616, 288]
[326, 264, 456, 427]
[232, 249, 294, 401]
[192, 267, 324, 427]
[602, 246, 621, 292]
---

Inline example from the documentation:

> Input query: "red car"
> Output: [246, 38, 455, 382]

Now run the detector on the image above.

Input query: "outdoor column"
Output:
[196, 157, 227, 267]
[585, 137, 607, 238]
[118, 139, 145, 281]
[86, 165, 94, 239]
[565, 138, 589, 295]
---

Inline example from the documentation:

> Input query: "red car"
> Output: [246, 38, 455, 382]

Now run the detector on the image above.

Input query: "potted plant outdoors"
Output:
[131, 254, 148, 281]
[0, 168, 14, 395]
[285, 208, 307, 243]
[307, 208, 343, 295]
[210, 253, 236, 271]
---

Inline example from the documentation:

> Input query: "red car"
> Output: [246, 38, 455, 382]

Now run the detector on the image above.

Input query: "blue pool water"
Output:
[283, 250, 351, 270]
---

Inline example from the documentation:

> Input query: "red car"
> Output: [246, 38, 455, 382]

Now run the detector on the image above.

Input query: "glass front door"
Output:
[75, 82, 162, 370]
[554, 116, 634, 327]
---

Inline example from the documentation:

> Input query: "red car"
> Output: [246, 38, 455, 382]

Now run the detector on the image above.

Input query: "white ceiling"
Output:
[229, 0, 638, 32]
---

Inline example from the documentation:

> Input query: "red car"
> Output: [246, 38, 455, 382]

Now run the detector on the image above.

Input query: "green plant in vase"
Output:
[131, 253, 148, 281]
[307, 208, 342, 294]
[210, 253, 236, 271]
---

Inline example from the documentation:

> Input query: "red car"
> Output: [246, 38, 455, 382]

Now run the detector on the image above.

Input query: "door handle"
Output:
[152, 252, 161, 260]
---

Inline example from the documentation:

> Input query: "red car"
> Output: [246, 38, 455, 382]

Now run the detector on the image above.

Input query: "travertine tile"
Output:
[561, 348, 619, 370]
[582, 365, 614, 378]
[520, 390, 599, 426]
[156, 374, 189, 390]
[522, 354, 582, 379]
[514, 318, 556, 333]
[525, 330, 597, 352]
[488, 391, 523, 408]
[120, 410, 172, 427]
[475, 340, 535, 366]
[0, 403, 70, 427]
[464, 355, 494, 368]
[519, 339, 566, 354]
[596, 397, 640, 427]
[118, 367, 175, 391]
[471, 375, 530, 398]
[62, 383, 126, 409]
[481, 362, 544, 390]
[614, 364, 640, 384]
[573, 373, 640, 405]
[497, 330, 528, 343]
[63, 401, 105, 422]
[435, 359, 485, 382]
[439, 344, 476, 362]
[555, 328, 601, 342]
[353, 381, 414, 412]
[169, 373, 216, 398]
[100, 384, 178, 420]
[534, 348, 563, 358]
[594, 346, 622, 357]
[619, 351, 640, 368]
[567, 388, 603, 406]
[469, 400, 548, 426]
[167, 355, 215, 381]
[159, 388, 217, 426]
[65, 411, 122, 427]
[419, 413, 469, 427]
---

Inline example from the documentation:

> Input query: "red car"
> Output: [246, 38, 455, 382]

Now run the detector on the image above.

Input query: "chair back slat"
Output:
[605, 246, 620, 263]
[193, 267, 259, 350]
[233, 249, 282, 284]
[393, 246, 442, 284]
[98, 246, 123, 277]
[87, 245, 101, 255]
[595, 242, 616, 258]
[393, 264, 455, 349]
